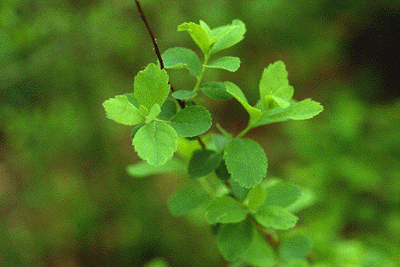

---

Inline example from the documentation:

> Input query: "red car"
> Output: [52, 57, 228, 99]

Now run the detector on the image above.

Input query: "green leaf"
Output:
[162, 47, 201, 77]
[218, 220, 253, 261]
[246, 184, 266, 212]
[134, 63, 170, 111]
[259, 61, 291, 100]
[199, 20, 212, 37]
[125, 93, 140, 108]
[158, 99, 177, 120]
[279, 235, 312, 260]
[132, 122, 178, 166]
[241, 229, 275, 267]
[131, 122, 145, 139]
[225, 82, 262, 124]
[224, 138, 268, 188]
[170, 106, 212, 137]
[126, 159, 184, 177]
[168, 186, 209, 216]
[144, 257, 169, 267]
[256, 99, 324, 126]
[263, 183, 301, 208]
[172, 90, 197, 100]
[206, 195, 247, 224]
[254, 206, 298, 230]
[103, 95, 145, 126]
[178, 22, 210, 55]
[203, 56, 240, 72]
[145, 104, 161, 123]
[210, 19, 246, 55]
[201, 82, 233, 101]
[230, 180, 250, 201]
[215, 160, 231, 182]
[188, 149, 222, 179]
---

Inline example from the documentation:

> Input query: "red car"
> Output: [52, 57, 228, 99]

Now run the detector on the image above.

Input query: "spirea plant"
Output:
[103, 2, 323, 266]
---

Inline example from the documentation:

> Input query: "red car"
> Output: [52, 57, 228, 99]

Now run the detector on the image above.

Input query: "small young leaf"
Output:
[201, 82, 233, 101]
[203, 56, 240, 72]
[188, 149, 222, 179]
[170, 106, 212, 137]
[210, 19, 246, 55]
[103, 95, 145, 126]
[254, 206, 298, 230]
[224, 138, 268, 188]
[279, 235, 312, 260]
[126, 159, 185, 178]
[132, 122, 178, 166]
[199, 20, 212, 37]
[158, 99, 177, 121]
[218, 220, 253, 261]
[241, 229, 275, 267]
[246, 184, 267, 212]
[263, 183, 301, 208]
[162, 47, 201, 77]
[145, 104, 161, 123]
[172, 90, 197, 100]
[178, 22, 210, 55]
[259, 61, 291, 100]
[206, 195, 247, 224]
[168, 186, 209, 216]
[134, 63, 170, 111]
[225, 82, 262, 123]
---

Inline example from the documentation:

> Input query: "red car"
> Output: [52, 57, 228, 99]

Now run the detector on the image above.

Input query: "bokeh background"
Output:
[1, 0, 399, 266]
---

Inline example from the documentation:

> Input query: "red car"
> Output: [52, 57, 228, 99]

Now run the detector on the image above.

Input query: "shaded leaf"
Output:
[242, 229, 275, 267]
[126, 159, 184, 177]
[172, 90, 197, 100]
[158, 99, 177, 121]
[224, 138, 268, 188]
[254, 206, 298, 230]
[279, 235, 312, 260]
[218, 220, 253, 261]
[201, 82, 233, 101]
[263, 183, 301, 208]
[206, 195, 247, 224]
[188, 149, 222, 178]
[170, 106, 212, 137]
[168, 186, 209, 216]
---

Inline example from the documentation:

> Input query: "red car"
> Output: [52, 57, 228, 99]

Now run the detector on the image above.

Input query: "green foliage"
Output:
[103, 18, 323, 265]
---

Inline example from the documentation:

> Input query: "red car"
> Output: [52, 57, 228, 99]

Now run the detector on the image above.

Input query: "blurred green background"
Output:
[1, 0, 399, 266]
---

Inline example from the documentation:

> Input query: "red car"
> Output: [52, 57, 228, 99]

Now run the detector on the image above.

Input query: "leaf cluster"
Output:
[103, 19, 323, 266]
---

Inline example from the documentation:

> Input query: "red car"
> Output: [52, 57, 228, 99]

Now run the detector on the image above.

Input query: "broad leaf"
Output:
[230, 180, 250, 201]
[170, 106, 212, 137]
[224, 138, 268, 188]
[188, 149, 222, 178]
[168, 186, 209, 216]
[126, 159, 185, 177]
[225, 82, 262, 124]
[178, 22, 210, 55]
[279, 235, 312, 260]
[263, 183, 301, 208]
[254, 206, 298, 230]
[172, 90, 197, 100]
[134, 63, 170, 111]
[210, 19, 246, 55]
[206, 195, 247, 224]
[201, 82, 233, 101]
[103, 95, 145, 126]
[162, 47, 201, 77]
[218, 220, 253, 261]
[242, 229, 275, 267]
[246, 184, 266, 212]
[203, 56, 240, 72]
[132, 122, 178, 166]
[158, 99, 177, 120]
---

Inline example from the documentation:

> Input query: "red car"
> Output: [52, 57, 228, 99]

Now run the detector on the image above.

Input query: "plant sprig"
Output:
[103, 2, 323, 266]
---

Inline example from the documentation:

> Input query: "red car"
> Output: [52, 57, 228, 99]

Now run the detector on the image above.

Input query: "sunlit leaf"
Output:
[172, 90, 197, 100]
[134, 63, 170, 111]
[103, 95, 145, 126]
[210, 19, 246, 55]
[203, 56, 240, 72]
[126, 159, 185, 177]
[178, 22, 210, 55]
[246, 184, 266, 212]
[132, 122, 178, 166]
